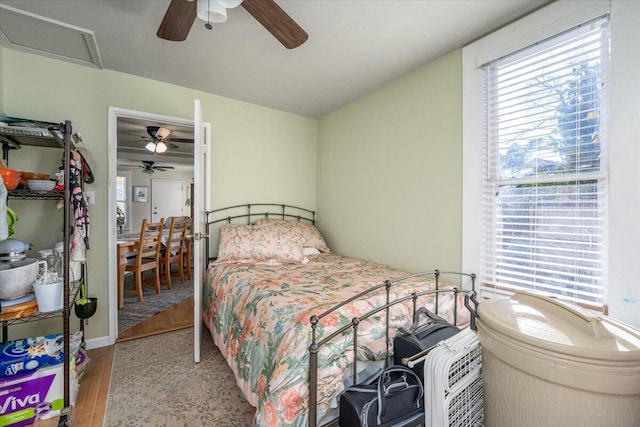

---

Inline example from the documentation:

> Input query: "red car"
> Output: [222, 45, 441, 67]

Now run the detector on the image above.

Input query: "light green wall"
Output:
[316, 50, 462, 274]
[0, 46, 4, 112]
[2, 48, 317, 340]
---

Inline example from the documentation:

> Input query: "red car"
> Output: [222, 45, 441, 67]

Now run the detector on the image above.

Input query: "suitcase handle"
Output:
[399, 306, 449, 335]
[376, 366, 423, 425]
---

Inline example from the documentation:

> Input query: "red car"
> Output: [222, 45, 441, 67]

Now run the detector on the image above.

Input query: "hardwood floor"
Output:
[33, 297, 194, 426]
[117, 296, 194, 342]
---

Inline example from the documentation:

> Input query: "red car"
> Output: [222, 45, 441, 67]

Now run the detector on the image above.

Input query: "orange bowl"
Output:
[19, 171, 49, 187]
[0, 168, 21, 190]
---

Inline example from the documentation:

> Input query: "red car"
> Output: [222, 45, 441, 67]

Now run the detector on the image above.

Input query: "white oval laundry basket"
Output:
[476, 291, 640, 427]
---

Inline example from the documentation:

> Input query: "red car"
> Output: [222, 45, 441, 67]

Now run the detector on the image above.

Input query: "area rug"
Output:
[106, 328, 255, 426]
[118, 273, 194, 334]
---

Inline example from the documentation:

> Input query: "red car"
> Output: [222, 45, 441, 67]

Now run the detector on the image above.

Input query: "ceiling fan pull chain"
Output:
[205, 0, 213, 30]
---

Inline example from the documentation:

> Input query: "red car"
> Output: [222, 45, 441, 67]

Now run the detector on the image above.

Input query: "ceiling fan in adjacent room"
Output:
[157, 0, 308, 49]
[120, 126, 191, 154]
[139, 161, 175, 174]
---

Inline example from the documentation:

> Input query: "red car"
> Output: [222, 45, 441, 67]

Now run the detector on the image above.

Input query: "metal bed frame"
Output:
[203, 204, 476, 427]
[309, 270, 476, 426]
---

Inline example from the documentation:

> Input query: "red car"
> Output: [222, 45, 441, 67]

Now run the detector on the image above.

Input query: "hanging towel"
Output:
[58, 150, 90, 249]
[71, 150, 90, 249]
[70, 226, 86, 262]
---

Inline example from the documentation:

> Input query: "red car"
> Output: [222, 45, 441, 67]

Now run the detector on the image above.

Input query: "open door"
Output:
[193, 99, 210, 362]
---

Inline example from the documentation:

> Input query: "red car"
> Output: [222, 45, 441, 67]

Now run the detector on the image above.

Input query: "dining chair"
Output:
[160, 216, 188, 289]
[124, 218, 164, 302]
[182, 217, 193, 280]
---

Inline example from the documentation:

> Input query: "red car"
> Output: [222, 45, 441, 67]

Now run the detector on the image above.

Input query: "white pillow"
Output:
[303, 247, 321, 256]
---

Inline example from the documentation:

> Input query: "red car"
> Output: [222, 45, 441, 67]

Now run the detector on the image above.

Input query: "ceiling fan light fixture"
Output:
[197, 0, 227, 24]
[155, 141, 168, 153]
[218, 0, 243, 8]
[145, 141, 157, 152]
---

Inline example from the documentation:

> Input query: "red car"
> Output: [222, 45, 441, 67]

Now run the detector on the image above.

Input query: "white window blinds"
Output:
[480, 16, 610, 309]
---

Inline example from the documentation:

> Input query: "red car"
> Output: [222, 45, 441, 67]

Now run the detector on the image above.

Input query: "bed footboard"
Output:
[308, 270, 476, 427]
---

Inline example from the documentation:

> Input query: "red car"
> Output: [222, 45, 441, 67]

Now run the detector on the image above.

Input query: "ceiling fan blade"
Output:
[157, 0, 197, 41]
[119, 139, 151, 146]
[154, 166, 176, 171]
[164, 141, 180, 150]
[166, 137, 194, 143]
[241, 0, 308, 49]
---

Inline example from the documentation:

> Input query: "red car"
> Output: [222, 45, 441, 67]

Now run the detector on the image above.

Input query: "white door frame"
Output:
[193, 99, 211, 362]
[107, 107, 194, 345]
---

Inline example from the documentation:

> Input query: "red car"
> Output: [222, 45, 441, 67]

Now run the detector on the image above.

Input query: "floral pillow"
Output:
[255, 219, 330, 253]
[217, 223, 307, 264]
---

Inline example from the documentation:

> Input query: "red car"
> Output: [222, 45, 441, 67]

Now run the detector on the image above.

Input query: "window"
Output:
[465, 1, 640, 327]
[479, 16, 610, 310]
[116, 174, 128, 232]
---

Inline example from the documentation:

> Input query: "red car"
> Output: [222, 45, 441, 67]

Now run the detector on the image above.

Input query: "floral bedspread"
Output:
[203, 253, 468, 427]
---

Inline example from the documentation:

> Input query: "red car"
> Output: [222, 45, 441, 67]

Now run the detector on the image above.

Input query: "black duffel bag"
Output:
[339, 365, 424, 427]
[393, 307, 460, 381]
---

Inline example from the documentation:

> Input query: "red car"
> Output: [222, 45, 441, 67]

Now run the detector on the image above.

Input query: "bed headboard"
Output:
[204, 203, 316, 261]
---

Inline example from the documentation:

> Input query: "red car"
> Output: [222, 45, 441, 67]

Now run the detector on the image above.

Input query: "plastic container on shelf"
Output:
[53, 243, 83, 283]
[33, 277, 63, 312]
[476, 291, 640, 427]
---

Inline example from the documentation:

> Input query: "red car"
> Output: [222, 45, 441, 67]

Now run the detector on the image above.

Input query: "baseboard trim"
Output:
[85, 334, 111, 350]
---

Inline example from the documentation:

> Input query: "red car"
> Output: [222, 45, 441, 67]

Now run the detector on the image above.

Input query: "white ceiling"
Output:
[0, 0, 550, 119]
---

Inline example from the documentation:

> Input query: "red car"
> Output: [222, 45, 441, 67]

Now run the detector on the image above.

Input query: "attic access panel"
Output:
[0, 4, 103, 69]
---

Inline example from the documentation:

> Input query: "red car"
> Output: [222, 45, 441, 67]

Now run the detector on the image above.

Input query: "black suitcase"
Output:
[339, 365, 424, 427]
[393, 307, 460, 381]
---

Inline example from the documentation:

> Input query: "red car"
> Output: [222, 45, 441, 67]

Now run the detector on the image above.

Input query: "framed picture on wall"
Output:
[132, 185, 149, 203]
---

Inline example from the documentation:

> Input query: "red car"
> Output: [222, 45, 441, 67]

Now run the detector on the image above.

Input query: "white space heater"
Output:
[420, 328, 484, 427]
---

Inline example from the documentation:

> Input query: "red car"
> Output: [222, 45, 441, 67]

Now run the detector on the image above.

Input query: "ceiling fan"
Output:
[157, 0, 308, 49]
[139, 161, 176, 174]
[120, 126, 192, 154]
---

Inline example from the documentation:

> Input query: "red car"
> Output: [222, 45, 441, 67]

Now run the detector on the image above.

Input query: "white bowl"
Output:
[27, 179, 56, 191]
[0, 258, 44, 300]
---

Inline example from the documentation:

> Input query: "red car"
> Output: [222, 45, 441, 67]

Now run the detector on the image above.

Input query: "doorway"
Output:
[108, 107, 195, 344]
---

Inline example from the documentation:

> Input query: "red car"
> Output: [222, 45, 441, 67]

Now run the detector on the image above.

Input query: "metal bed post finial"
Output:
[434, 269, 440, 315]
[453, 287, 459, 325]
[384, 279, 392, 367]
[411, 291, 418, 315]
[309, 314, 319, 427]
[351, 317, 360, 384]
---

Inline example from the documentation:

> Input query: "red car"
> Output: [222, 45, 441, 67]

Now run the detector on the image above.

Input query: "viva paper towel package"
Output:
[0, 359, 77, 426]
